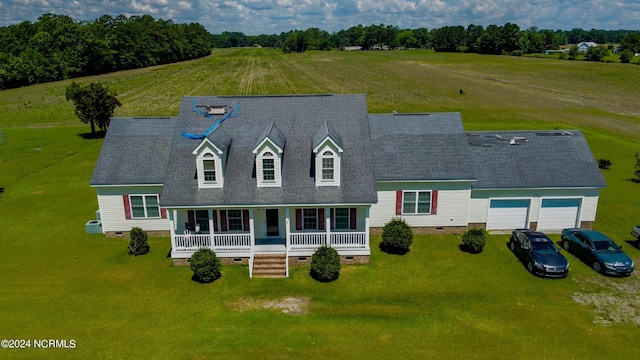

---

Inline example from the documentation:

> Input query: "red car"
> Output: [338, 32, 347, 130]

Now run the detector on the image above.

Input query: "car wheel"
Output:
[592, 262, 602, 273]
[509, 241, 515, 251]
[527, 262, 534, 273]
[562, 239, 570, 251]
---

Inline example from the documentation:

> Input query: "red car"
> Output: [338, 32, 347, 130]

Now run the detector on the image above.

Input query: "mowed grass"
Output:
[1, 49, 640, 358]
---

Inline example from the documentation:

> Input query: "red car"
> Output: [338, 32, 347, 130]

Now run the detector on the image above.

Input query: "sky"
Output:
[0, 0, 638, 35]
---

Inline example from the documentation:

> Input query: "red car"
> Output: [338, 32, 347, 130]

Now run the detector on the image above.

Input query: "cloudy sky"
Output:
[0, 0, 638, 35]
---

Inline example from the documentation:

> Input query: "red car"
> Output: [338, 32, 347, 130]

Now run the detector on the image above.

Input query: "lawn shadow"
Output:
[77, 130, 106, 139]
[623, 239, 640, 249]
[458, 243, 482, 254]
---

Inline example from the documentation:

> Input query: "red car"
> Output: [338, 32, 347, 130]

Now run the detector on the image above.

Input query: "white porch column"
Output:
[285, 208, 291, 249]
[365, 207, 370, 249]
[169, 210, 177, 252]
[208, 209, 215, 248]
[325, 207, 331, 247]
[249, 209, 255, 248]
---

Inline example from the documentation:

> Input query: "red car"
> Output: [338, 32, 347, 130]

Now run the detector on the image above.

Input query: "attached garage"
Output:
[537, 198, 581, 232]
[487, 199, 530, 231]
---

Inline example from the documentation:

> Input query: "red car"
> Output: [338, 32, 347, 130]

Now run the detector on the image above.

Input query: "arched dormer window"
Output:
[262, 151, 275, 181]
[321, 151, 334, 181]
[202, 153, 216, 182]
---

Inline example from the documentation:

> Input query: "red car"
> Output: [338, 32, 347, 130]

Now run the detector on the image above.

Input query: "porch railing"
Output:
[330, 232, 367, 249]
[289, 232, 367, 250]
[289, 233, 326, 250]
[173, 233, 251, 252]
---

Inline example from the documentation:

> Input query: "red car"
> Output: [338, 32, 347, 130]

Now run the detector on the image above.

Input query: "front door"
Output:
[266, 209, 279, 237]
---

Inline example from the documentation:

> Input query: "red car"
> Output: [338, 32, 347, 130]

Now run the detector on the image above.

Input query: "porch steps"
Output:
[252, 254, 287, 278]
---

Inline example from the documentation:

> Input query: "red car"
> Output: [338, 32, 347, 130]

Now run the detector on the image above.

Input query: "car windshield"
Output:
[531, 241, 558, 254]
[593, 240, 621, 254]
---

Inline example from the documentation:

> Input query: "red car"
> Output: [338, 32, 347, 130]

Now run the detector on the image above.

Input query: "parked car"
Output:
[561, 228, 634, 276]
[509, 229, 569, 278]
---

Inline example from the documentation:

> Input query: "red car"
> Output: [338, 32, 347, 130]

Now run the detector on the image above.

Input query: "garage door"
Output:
[487, 199, 530, 230]
[537, 199, 580, 232]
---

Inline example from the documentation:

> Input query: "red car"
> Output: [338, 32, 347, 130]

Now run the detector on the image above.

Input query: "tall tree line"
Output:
[0, 14, 212, 89]
[211, 23, 638, 55]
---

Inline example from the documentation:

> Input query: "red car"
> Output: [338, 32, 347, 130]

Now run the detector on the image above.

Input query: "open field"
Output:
[1, 48, 639, 358]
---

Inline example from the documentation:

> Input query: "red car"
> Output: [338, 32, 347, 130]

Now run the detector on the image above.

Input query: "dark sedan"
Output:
[509, 229, 569, 278]
[561, 228, 634, 276]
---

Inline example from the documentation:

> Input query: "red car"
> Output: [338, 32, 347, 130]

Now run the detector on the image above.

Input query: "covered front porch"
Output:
[168, 206, 371, 277]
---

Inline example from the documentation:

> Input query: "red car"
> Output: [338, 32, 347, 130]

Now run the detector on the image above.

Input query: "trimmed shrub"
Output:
[190, 248, 221, 283]
[380, 218, 413, 255]
[310, 245, 341, 282]
[598, 158, 612, 169]
[461, 228, 487, 253]
[128, 227, 149, 256]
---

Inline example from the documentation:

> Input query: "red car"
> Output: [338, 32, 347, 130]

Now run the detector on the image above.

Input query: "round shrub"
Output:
[190, 248, 221, 283]
[310, 245, 341, 282]
[380, 218, 413, 254]
[128, 227, 149, 256]
[461, 228, 487, 253]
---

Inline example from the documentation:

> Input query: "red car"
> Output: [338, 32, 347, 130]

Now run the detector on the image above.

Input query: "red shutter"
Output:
[188, 211, 195, 231]
[212, 210, 218, 232]
[220, 210, 228, 231]
[395, 191, 403, 215]
[318, 208, 325, 230]
[242, 210, 250, 231]
[158, 195, 167, 219]
[330, 208, 335, 230]
[350, 208, 357, 229]
[431, 190, 438, 215]
[295, 209, 302, 230]
[123, 195, 132, 219]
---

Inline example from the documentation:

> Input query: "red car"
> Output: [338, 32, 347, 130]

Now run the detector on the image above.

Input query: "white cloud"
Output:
[0, 0, 637, 34]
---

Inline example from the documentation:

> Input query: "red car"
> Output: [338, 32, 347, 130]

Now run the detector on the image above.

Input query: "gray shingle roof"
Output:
[90, 117, 176, 185]
[369, 113, 477, 181]
[254, 122, 285, 151]
[160, 95, 377, 207]
[313, 121, 343, 151]
[467, 130, 607, 189]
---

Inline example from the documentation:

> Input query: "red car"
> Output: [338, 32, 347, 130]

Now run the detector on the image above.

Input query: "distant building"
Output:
[577, 42, 598, 52]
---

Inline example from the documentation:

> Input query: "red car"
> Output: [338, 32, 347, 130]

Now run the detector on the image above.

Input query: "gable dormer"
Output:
[193, 129, 231, 188]
[313, 122, 343, 187]
[253, 123, 285, 187]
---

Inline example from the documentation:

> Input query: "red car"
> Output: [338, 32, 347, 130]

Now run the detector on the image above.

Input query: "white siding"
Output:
[370, 182, 472, 227]
[96, 186, 170, 232]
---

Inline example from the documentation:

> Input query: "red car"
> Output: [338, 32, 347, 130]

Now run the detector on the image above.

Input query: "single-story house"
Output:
[90, 94, 606, 277]
[577, 41, 598, 52]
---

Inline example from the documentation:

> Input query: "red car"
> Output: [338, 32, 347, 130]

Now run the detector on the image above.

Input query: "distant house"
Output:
[577, 42, 598, 52]
[90, 95, 606, 277]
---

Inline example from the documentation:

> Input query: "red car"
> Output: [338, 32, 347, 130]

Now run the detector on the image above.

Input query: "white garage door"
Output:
[487, 199, 530, 230]
[537, 199, 580, 232]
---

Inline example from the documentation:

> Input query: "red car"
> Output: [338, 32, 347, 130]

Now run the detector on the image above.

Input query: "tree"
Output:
[568, 45, 579, 60]
[65, 81, 121, 136]
[621, 33, 640, 53]
[585, 45, 608, 62]
[620, 49, 633, 63]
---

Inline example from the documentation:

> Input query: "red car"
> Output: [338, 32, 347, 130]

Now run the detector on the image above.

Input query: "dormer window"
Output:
[203, 157, 216, 182]
[253, 123, 285, 188]
[193, 130, 231, 189]
[313, 122, 343, 187]
[262, 152, 275, 181]
[322, 152, 334, 181]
